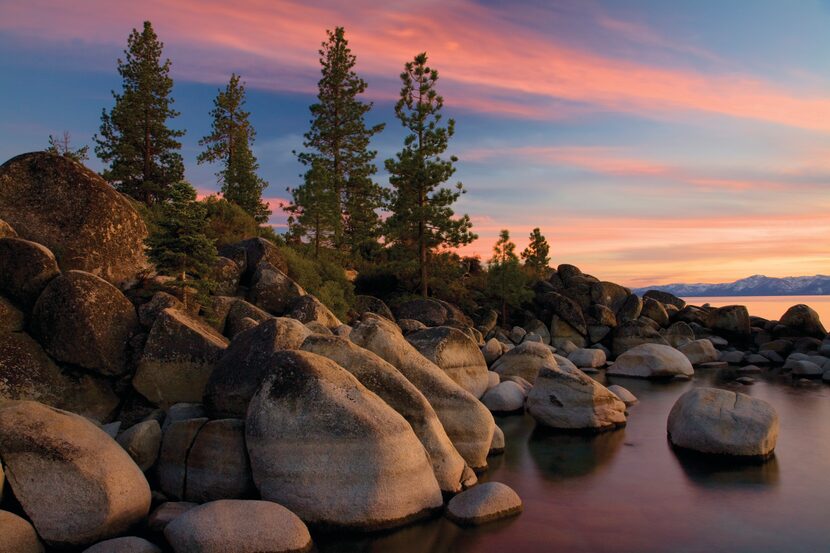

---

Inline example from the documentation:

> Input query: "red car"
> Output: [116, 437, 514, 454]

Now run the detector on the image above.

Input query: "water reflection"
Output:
[671, 445, 780, 489]
[528, 425, 626, 480]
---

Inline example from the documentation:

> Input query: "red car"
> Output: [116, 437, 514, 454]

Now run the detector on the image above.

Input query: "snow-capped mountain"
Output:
[633, 275, 830, 297]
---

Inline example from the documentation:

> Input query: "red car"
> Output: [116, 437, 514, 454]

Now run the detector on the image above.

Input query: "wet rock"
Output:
[300, 334, 472, 494]
[134, 309, 229, 406]
[0, 152, 148, 285]
[116, 420, 162, 472]
[82, 537, 161, 553]
[0, 237, 60, 311]
[528, 366, 626, 430]
[349, 314, 495, 471]
[490, 341, 558, 384]
[0, 510, 44, 553]
[0, 401, 151, 547]
[446, 482, 523, 526]
[164, 500, 311, 553]
[678, 339, 720, 365]
[667, 387, 779, 457]
[407, 326, 489, 398]
[248, 263, 305, 316]
[31, 270, 137, 376]
[608, 343, 694, 378]
[246, 351, 443, 531]
[204, 317, 310, 418]
[0, 331, 119, 421]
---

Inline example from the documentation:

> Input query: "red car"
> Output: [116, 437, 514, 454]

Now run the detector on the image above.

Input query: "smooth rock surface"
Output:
[407, 326, 489, 398]
[0, 510, 44, 553]
[116, 419, 162, 472]
[82, 537, 161, 553]
[446, 482, 523, 526]
[607, 384, 638, 406]
[490, 341, 558, 384]
[608, 343, 694, 378]
[679, 339, 720, 365]
[0, 237, 60, 310]
[568, 348, 606, 369]
[481, 381, 526, 413]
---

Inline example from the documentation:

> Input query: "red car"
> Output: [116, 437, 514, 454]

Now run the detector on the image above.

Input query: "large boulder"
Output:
[445, 482, 522, 526]
[0, 510, 44, 553]
[643, 290, 686, 310]
[245, 351, 444, 531]
[210, 257, 241, 296]
[611, 320, 669, 357]
[157, 418, 208, 500]
[490, 341, 558, 384]
[288, 295, 341, 330]
[550, 315, 587, 347]
[542, 292, 586, 334]
[779, 304, 827, 338]
[662, 321, 696, 348]
[617, 294, 643, 322]
[0, 401, 151, 548]
[0, 152, 147, 284]
[232, 237, 287, 282]
[300, 334, 473, 493]
[667, 387, 779, 457]
[248, 263, 305, 316]
[349, 314, 495, 471]
[707, 305, 751, 339]
[393, 298, 472, 328]
[133, 309, 229, 406]
[641, 297, 669, 327]
[31, 270, 138, 376]
[0, 331, 119, 421]
[164, 500, 311, 553]
[204, 317, 310, 418]
[678, 339, 719, 365]
[353, 295, 394, 321]
[608, 343, 694, 378]
[0, 237, 60, 310]
[527, 366, 626, 431]
[406, 326, 489, 398]
[184, 419, 256, 502]
[223, 298, 272, 338]
[590, 281, 629, 313]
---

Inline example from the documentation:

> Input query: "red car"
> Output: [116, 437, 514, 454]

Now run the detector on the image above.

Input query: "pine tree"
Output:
[287, 27, 385, 258]
[488, 230, 532, 325]
[521, 227, 551, 278]
[385, 52, 476, 297]
[95, 21, 184, 206]
[198, 74, 270, 223]
[46, 131, 89, 162]
[283, 158, 340, 257]
[145, 181, 217, 288]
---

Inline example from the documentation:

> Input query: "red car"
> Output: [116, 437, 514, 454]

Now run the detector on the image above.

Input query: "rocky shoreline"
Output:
[1, 152, 829, 552]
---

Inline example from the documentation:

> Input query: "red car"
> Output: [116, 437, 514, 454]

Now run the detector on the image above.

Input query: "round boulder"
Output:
[407, 326, 489, 398]
[490, 341, 558, 384]
[568, 348, 606, 369]
[0, 152, 148, 285]
[678, 339, 720, 365]
[164, 500, 311, 553]
[607, 343, 694, 378]
[779, 304, 827, 338]
[245, 351, 444, 531]
[31, 270, 138, 376]
[481, 381, 526, 413]
[0, 401, 151, 548]
[446, 482, 522, 526]
[0, 237, 60, 310]
[667, 387, 779, 457]
[116, 419, 162, 472]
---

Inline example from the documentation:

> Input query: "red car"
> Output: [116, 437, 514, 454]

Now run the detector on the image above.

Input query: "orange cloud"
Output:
[3, 0, 830, 130]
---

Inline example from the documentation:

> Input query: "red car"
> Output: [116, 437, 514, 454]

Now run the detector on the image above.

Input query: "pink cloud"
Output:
[3, 0, 830, 130]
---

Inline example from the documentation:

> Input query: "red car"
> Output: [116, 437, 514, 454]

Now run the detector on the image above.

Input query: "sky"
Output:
[0, 0, 829, 287]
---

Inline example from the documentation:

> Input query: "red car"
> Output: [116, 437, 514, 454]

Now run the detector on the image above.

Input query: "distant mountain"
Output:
[633, 275, 830, 297]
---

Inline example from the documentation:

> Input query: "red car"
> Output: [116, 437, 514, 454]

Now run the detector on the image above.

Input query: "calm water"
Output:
[316, 371, 830, 553]
[682, 295, 830, 326]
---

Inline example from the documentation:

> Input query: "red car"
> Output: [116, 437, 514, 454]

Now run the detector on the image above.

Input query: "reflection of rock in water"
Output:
[528, 425, 625, 480]
[313, 515, 466, 553]
[671, 444, 780, 489]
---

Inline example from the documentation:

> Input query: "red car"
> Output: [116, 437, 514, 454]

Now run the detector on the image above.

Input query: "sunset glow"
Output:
[1, 0, 828, 286]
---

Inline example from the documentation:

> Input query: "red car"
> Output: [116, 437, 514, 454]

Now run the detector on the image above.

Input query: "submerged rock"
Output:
[446, 482, 523, 526]
[245, 351, 443, 531]
[0, 401, 151, 548]
[164, 500, 311, 553]
[667, 387, 779, 457]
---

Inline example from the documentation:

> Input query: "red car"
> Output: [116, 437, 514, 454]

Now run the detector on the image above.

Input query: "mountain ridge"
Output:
[632, 274, 830, 297]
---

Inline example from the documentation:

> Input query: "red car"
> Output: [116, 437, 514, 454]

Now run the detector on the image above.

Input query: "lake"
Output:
[682, 295, 830, 326]
[316, 370, 830, 553]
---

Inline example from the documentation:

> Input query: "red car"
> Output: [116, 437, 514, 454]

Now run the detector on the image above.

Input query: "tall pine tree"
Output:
[521, 227, 551, 278]
[198, 73, 270, 223]
[385, 52, 476, 297]
[286, 27, 385, 258]
[488, 230, 531, 325]
[95, 21, 184, 206]
[283, 158, 340, 257]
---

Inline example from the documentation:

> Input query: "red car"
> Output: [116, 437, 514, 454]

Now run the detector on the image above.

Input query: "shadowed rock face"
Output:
[668, 387, 779, 457]
[491, 341, 558, 384]
[0, 401, 151, 548]
[406, 326, 489, 398]
[0, 237, 60, 311]
[779, 304, 827, 338]
[203, 317, 310, 418]
[245, 350, 443, 531]
[0, 152, 148, 285]
[706, 305, 751, 339]
[350, 314, 495, 471]
[31, 270, 138, 377]
[300, 334, 473, 494]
